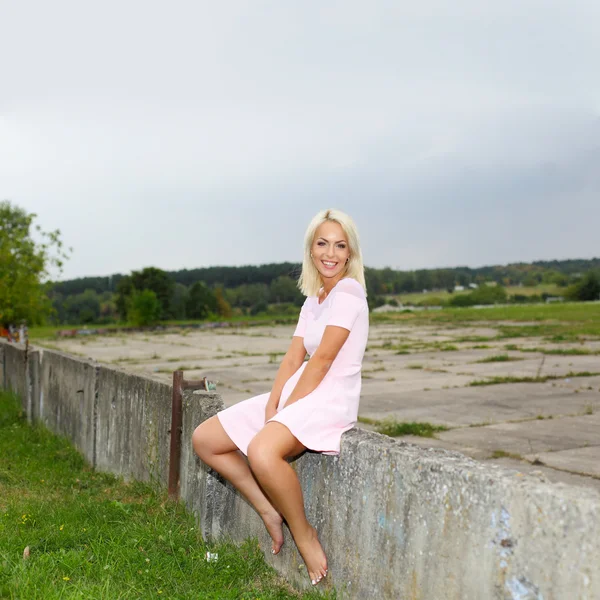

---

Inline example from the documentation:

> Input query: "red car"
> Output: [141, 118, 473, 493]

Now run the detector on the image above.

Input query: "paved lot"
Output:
[41, 321, 600, 492]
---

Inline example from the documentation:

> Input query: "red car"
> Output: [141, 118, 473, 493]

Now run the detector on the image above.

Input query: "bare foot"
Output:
[294, 525, 328, 585]
[261, 510, 284, 555]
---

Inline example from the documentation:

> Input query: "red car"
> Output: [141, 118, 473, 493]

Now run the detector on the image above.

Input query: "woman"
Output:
[192, 208, 369, 586]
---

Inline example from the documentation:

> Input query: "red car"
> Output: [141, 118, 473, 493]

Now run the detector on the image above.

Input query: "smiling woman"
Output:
[192, 209, 369, 587]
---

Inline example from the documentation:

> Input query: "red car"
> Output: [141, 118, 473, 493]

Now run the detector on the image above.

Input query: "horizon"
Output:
[54, 254, 600, 283]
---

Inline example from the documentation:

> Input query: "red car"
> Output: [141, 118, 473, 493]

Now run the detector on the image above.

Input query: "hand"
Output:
[265, 403, 277, 424]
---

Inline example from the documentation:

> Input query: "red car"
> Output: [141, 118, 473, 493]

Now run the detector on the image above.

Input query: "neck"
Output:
[321, 272, 346, 295]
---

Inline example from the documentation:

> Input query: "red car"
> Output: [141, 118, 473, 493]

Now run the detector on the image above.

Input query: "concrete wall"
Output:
[37, 349, 97, 461]
[1, 338, 600, 599]
[95, 365, 172, 486]
[2, 342, 28, 404]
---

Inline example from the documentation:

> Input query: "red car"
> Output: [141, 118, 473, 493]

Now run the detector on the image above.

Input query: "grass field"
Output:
[392, 284, 565, 304]
[0, 391, 331, 599]
[372, 301, 600, 339]
[392, 284, 563, 305]
[28, 314, 298, 341]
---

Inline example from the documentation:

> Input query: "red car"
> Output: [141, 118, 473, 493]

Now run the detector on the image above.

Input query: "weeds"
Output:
[475, 354, 524, 363]
[469, 371, 600, 386]
[358, 416, 448, 438]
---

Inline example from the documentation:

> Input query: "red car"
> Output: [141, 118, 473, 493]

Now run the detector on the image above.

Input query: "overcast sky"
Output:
[1, 1, 599, 281]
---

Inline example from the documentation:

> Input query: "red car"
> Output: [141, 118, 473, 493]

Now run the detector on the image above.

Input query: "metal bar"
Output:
[181, 377, 207, 391]
[168, 370, 184, 500]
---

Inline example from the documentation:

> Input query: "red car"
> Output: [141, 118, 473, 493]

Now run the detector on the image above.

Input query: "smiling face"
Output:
[311, 220, 351, 285]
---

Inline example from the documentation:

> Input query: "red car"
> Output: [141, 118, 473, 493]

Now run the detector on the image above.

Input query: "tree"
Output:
[270, 275, 302, 304]
[171, 283, 189, 320]
[233, 283, 270, 309]
[128, 289, 162, 326]
[130, 267, 175, 319]
[115, 276, 134, 321]
[214, 286, 232, 318]
[115, 267, 174, 322]
[63, 289, 101, 324]
[0, 201, 71, 327]
[186, 282, 218, 319]
[566, 271, 600, 302]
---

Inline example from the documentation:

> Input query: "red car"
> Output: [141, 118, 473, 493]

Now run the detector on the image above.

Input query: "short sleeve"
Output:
[293, 298, 310, 338]
[327, 290, 366, 332]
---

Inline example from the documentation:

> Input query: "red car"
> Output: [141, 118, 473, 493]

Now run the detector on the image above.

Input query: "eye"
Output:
[338, 244, 346, 249]
[317, 241, 326, 246]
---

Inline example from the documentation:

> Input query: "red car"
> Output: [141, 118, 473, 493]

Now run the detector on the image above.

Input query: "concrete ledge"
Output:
[2, 339, 600, 599]
[180, 391, 600, 598]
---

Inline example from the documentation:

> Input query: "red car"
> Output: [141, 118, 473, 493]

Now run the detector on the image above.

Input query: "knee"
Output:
[247, 435, 278, 476]
[192, 422, 210, 459]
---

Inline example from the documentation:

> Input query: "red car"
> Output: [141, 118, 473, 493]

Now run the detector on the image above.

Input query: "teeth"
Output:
[323, 261, 336, 266]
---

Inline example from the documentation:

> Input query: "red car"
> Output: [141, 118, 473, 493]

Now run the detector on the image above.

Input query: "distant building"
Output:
[454, 285, 465, 292]
[468, 283, 478, 289]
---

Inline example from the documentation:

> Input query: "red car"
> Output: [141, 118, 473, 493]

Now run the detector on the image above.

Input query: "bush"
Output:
[367, 295, 386, 311]
[449, 284, 507, 307]
[128, 289, 161, 326]
[416, 295, 446, 307]
[250, 301, 268, 315]
[566, 271, 600, 302]
[509, 294, 542, 304]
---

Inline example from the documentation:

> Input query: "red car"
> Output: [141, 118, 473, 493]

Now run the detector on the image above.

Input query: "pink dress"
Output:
[216, 277, 369, 455]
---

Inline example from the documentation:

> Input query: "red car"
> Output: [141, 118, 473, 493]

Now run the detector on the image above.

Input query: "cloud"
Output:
[1, 1, 599, 279]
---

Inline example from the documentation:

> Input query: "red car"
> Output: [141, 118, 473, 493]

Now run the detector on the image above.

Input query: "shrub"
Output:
[449, 284, 507, 307]
[566, 271, 600, 302]
[128, 289, 161, 326]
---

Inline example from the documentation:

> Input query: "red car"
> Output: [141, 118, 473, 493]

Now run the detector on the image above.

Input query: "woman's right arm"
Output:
[265, 336, 307, 421]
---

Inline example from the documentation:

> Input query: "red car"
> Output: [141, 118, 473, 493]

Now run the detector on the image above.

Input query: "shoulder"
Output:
[335, 278, 366, 299]
[300, 295, 316, 311]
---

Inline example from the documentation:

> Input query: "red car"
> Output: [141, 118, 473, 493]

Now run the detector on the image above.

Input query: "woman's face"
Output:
[311, 221, 351, 282]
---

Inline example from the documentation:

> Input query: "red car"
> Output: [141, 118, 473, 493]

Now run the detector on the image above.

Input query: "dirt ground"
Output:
[39, 321, 600, 492]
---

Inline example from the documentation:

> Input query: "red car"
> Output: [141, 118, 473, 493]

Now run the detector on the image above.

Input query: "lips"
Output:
[321, 260, 338, 270]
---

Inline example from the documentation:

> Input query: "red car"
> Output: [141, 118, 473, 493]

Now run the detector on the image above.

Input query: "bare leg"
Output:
[192, 416, 284, 554]
[247, 422, 328, 585]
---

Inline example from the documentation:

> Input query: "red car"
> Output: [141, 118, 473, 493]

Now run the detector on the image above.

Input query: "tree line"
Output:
[51, 259, 600, 300]
[2, 200, 599, 329]
[48, 263, 600, 325]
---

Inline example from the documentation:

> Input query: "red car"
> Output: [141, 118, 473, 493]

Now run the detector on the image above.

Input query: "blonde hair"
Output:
[298, 209, 367, 297]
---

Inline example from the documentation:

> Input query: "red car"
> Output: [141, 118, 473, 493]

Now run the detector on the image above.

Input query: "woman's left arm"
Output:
[282, 326, 350, 407]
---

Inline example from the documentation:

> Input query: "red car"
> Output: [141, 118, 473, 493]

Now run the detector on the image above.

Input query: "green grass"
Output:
[358, 417, 448, 438]
[506, 346, 599, 356]
[392, 284, 562, 305]
[475, 354, 524, 363]
[29, 314, 299, 341]
[371, 301, 600, 335]
[488, 450, 524, 461]
[0, 391, 330, 600]
[469, 371, 600, 386]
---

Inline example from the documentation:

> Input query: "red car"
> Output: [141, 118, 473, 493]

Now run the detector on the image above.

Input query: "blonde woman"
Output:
[192, 209, 369, 586]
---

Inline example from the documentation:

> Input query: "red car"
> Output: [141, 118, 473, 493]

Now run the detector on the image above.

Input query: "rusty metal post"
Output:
[168, 370, 184, 500]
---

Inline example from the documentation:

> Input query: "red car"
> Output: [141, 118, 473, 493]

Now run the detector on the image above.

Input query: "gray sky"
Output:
[1, 1, 599, 281]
